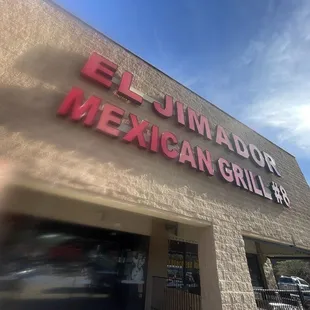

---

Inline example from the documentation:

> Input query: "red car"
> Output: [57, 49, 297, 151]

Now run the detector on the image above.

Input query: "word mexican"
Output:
[57, 52, 290, 207]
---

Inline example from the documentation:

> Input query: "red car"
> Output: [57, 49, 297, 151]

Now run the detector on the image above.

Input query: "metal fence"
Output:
[150, 278, 310, 310]
[151, 276, 201, 310]
[254, 288, 310, 310]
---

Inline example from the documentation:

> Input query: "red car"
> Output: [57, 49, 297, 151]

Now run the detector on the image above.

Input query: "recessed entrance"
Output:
[167, 240, 200, 295]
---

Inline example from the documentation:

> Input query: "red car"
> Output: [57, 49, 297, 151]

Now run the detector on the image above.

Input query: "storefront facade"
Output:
[1, 0, 310, 309]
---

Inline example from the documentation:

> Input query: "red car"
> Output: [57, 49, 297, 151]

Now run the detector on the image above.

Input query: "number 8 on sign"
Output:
[279, 185, 290, 208]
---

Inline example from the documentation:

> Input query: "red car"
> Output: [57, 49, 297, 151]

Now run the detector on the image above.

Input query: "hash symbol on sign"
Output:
[271, 182, 283, 204]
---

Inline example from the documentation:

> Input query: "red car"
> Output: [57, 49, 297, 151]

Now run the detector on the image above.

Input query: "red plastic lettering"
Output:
[257, 176, 272, 200]
[249, 171, 263, 196]
[215, 126, 234, 151]
[153, 95, 173, 118]
[244, 169, 253, 192]
[81, 52, 117, 89]
[150, 125, 159, 153]
[187, 107, 212, 140]
[218, 158, 233, 183]
[122, 114, 149, 148]
[57, 87, 100, 126]
[160, 132, 179, 159]
[178, 140, 197, 169]
[248, 144, 265, 168]
[117, 72, 143, 105]
[176, 101, 185, 126]
[96, 103, 125, 137]
[263, 152, 281, 177]
[196, 146, 214, 176]
[232, 134, 249, 158]
[232, 163, 248, 190]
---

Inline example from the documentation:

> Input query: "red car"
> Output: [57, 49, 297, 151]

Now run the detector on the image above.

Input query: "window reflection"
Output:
[0, 215, 149, 310]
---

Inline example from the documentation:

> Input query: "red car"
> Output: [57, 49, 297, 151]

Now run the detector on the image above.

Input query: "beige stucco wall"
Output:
[5, 185, 152, 236]
[145, 220, 169, 310]
[1, 0, 310, 308]
[199, 225, 258, 310]
[1, 0, 309, 249]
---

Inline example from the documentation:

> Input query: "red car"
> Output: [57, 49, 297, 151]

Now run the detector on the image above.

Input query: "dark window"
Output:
[279, 278, 294, 284]
[246, 253, 264, 288]
[0, 214, 150, 310]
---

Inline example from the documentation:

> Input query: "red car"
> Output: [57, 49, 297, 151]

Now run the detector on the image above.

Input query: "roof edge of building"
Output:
[47, 0, 295, 159]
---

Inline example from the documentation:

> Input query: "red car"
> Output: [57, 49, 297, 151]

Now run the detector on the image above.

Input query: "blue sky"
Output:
[54, 0, 310, 185]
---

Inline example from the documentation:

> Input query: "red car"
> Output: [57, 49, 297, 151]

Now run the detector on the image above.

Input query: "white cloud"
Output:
[242, 0, 310, 156]
[152, 0, 310, 159]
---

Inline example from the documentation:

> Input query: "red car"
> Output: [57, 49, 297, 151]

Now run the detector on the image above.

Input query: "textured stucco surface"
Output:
[1, 0, 310, 309]
[199, 224, 258, 310]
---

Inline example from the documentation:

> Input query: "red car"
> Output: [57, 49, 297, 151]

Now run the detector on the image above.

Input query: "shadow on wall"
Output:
[15, 45, 86, 85]
[0, 45, 140, 169]
[14, 45, 123, 87]
[0, 45, 286, 220]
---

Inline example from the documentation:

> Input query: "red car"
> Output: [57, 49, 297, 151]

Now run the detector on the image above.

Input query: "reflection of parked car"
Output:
[278, 276, 310, 290]
[48, 238, 86, 261]
[0, 265, 38, 292]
